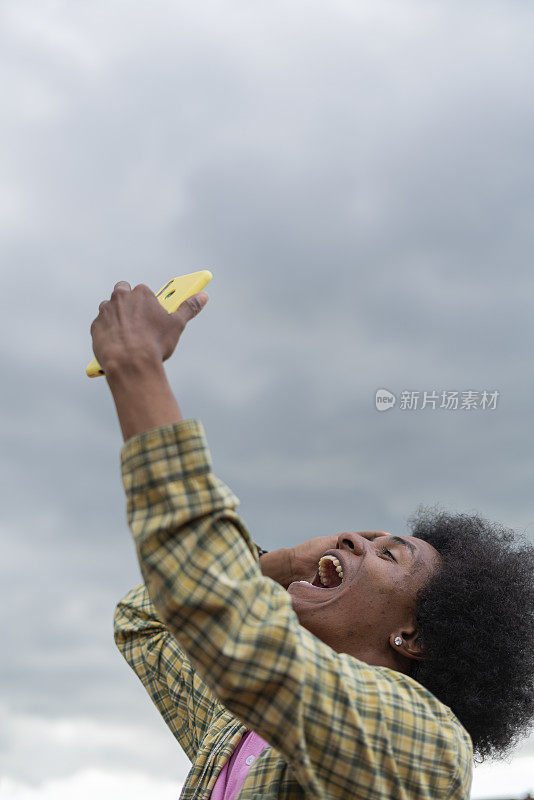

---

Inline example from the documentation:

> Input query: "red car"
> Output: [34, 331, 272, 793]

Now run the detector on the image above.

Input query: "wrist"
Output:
[104, 349, 163, 383]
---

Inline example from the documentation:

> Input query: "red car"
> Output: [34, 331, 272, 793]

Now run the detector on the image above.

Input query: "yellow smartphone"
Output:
[86, 269, 213, 377]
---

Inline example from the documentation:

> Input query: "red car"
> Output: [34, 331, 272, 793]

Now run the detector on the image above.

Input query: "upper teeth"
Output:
[317, 554, 344, 586]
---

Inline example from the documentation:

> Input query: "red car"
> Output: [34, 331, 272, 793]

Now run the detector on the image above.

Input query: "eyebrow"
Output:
[388, 536, 417, 558]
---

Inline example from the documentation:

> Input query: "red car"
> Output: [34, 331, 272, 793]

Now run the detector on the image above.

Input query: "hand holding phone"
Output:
[86, 270, 212, 377]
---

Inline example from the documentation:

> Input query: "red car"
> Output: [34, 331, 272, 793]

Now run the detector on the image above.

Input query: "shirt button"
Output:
[245, 755, 255, 766]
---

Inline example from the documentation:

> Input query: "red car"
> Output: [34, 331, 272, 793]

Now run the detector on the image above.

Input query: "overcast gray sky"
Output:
[1, 1, 534, 798]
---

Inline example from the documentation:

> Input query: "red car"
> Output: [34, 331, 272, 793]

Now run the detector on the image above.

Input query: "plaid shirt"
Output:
[114, 419, 473, 800]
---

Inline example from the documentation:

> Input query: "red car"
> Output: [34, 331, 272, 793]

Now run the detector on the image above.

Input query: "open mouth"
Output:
[289, 551, 353, 594]
[299, 553, 344, 590]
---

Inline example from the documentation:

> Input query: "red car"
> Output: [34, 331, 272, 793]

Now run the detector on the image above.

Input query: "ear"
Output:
[389, 625, 425, 662]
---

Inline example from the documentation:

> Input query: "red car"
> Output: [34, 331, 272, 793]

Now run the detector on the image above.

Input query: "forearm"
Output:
[105, 355, 182, 442]
[259, 548, 296, 589]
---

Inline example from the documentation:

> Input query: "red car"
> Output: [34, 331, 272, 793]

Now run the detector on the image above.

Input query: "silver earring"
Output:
[394, 636, 402, 646]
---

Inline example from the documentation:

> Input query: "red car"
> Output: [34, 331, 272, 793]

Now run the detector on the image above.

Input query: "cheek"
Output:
[346, 576, 409, 623]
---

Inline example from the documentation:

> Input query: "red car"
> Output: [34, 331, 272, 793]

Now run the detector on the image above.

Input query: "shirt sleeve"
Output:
[120, 418, 472, 799]
[113, 538, 269, 761]
[113, 582, 223, 761]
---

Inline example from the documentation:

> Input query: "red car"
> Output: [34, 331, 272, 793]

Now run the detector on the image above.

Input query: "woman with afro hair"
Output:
[94, 283, 534, 799]
[114, 433, 534, 799]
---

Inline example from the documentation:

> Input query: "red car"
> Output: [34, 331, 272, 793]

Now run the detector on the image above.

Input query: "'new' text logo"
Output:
[375, 389, 396, 411]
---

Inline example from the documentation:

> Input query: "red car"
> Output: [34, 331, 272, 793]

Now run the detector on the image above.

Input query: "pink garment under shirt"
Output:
[209, 729, 270, 800]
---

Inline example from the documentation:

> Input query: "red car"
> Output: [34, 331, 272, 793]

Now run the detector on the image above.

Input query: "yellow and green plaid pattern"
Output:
[115, 419, 473, 799]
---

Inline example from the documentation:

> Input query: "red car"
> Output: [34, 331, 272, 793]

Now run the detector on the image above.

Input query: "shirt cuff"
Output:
[120, 418, 211, 486]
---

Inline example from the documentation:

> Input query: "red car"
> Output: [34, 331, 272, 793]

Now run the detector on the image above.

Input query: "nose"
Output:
[336, 532, 367, 557]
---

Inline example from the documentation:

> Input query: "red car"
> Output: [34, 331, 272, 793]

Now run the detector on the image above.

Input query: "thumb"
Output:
[174, 291, 210, 325]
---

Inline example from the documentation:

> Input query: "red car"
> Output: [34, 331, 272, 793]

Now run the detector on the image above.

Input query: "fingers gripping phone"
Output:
[86, 270, 213, 377]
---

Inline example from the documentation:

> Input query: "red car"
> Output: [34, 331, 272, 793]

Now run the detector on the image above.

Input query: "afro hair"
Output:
[408, 506, 534, 761]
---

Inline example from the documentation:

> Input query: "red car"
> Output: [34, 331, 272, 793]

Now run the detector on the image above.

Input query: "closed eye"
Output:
[380, 547, 397, 562]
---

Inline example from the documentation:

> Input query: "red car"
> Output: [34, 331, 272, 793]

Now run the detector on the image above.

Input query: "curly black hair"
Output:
[407, 506, 534, 761]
